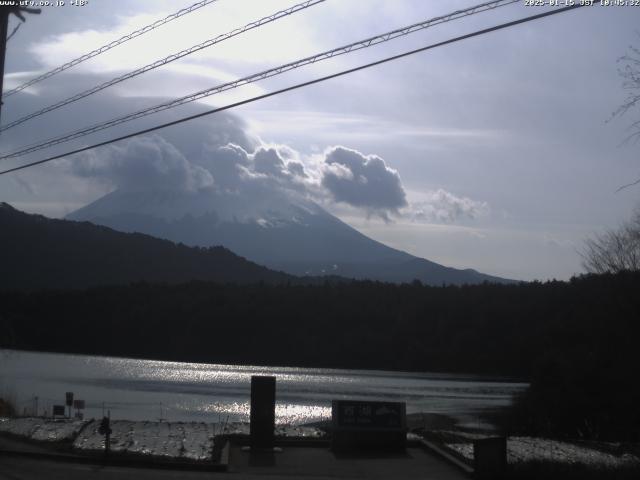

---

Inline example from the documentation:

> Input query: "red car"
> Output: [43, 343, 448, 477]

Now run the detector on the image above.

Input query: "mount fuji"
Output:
[67, 187, 514, 285]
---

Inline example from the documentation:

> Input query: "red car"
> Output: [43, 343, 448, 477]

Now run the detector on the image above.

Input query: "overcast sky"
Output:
[1, 0, 640, 281]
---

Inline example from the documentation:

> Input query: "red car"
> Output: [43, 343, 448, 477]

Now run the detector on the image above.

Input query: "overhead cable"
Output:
[0, 4, 586, 176]
[0, 0, 520, 159]
[0, 0, 326, 133]
[2, 0, 220, 98]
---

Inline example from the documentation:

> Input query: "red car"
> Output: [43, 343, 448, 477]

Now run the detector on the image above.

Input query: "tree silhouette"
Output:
[581, 208, 640, 274]
[610, 42, 640, 190]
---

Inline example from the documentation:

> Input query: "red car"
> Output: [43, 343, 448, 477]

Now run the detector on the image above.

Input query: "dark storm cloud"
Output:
[70, 134, 213, 192]
[253, 147, 288, 177]
[321, 146, 407, 212]
[286, 160, 307, 178]
[198, 143, 251, 190]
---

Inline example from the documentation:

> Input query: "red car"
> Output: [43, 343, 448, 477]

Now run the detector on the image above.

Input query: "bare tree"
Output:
[609, 42, 640, 190]
[581, 208, 640, 274]
[611, 42, 640, 138]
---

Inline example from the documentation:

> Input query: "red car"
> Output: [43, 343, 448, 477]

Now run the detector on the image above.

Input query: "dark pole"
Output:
[0, 6, 41, 127]
[105, 410, 111, 458]
[0, 9, 9, 125]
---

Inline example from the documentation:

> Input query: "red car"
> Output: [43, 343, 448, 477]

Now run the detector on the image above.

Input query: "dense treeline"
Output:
[2, 272, 639, 440]
[1, 272, 638, 375]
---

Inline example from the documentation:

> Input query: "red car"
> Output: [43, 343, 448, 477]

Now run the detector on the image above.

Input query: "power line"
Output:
[1, 0, 220, 99]
[6, 22, 21, 42]
[0, 0, 326, 133]
[0, 0, 520, 160]
[615, 178, 640, 192]
[0, 4, 586, 177]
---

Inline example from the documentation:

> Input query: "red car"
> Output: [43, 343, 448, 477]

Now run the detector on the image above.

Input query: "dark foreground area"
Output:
[4, 455, 636, 480]
[0, 455, 219, 480]
[0, 442, 467, 480]
[2, 423, 639, 480]
[2, 271, 640, 442]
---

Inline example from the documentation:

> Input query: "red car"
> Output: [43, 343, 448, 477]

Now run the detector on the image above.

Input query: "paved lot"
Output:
[0, 435, 52, 454]
[228, 445, 469, 479]
[0, 445, 470, 479]
[0, 456, 222, 480]
[1, 432, 470, 479]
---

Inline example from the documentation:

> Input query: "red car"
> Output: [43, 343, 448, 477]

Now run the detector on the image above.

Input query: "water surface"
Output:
[0, 349, 526, 426]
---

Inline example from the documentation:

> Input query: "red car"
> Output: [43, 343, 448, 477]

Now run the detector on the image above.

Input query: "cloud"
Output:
[321, 146, 407, 215]
[198, 142, 312, 192]
[253, 147, 288, 177]
[198, 143, 250, 191]
[70, 134, 213, 192]
[66, 132, 489, 227]
[58, 101, 486, 228]
[25, 1, 322, 80]
[286, 160, 308, 178]
[406, 189, 489, 223]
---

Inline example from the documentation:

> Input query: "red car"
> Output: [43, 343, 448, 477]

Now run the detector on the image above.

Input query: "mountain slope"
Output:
[68, 189, 515, 285]
[0, 202, 293, 290]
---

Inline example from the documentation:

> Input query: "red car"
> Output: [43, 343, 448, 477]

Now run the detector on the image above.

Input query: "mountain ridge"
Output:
[0, 202, 299, 290]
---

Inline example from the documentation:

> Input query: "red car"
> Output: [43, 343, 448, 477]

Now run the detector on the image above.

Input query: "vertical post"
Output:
[474, 437, 507, 479]
[250, 375, 276, 450]
[65, 392, 74, 419]
[0, 8, 9, 125]
[105, 410, 111, 457]
[99, 411, 111, 457]
[0, 6, 40, 126]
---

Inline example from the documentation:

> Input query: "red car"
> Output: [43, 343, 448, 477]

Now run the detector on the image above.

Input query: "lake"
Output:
[0, 349, 527, 427]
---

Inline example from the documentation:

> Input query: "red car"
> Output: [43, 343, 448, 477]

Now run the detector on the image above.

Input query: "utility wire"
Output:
[2, 0, 220, 98]
[6, 22, 21, 42]
[0, 0, 519, 160]
[0, 0, 325, 133]
[0, 4, 586, 177]
[615, 177, 640, 192]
